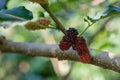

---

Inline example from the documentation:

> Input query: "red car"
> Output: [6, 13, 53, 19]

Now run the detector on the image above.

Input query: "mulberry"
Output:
[74, 37, 91, 63]
[59, 36, 71, 51]
[59, 28, 78, 51]
[37, 18, 50, 26]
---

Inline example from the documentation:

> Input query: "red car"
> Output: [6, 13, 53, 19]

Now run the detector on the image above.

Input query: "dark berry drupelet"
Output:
[65, 28, 78, 50]
[65, 28, 78, 43]
[65, 28, 78, 36]
[74, 37, 91, 63]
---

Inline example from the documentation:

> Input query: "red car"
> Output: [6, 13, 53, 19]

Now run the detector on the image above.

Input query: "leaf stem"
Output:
[48, 26, 57, 30]
[79, 22, 95, 36]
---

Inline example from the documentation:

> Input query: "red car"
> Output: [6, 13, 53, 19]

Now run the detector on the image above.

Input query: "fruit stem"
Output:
[79, 22, 95, 36]
[48, 26, 57, 30]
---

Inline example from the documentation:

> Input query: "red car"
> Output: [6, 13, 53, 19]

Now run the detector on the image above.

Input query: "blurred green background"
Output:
[0, 0, 120, 80]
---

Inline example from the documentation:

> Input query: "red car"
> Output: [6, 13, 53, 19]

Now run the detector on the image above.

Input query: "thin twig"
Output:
[41, 4, 66, 34]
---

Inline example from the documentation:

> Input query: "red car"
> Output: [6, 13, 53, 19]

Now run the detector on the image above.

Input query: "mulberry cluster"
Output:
[59, 28, 91, 63]
[59, 28, 78, 51]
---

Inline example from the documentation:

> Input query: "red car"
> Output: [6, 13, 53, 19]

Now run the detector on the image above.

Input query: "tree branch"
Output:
[0, 36, 120, 73]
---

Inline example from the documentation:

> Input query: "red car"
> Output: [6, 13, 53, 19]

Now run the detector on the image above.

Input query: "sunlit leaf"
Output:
[86, 5, 120, 23]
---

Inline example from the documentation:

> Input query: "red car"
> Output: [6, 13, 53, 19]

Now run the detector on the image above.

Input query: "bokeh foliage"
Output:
[0, 0, 120, 80]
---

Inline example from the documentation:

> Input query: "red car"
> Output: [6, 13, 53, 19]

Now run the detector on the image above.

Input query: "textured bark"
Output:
[0, 36, 120, 73]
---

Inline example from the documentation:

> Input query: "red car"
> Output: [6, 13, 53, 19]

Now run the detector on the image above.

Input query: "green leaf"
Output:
[0, 6, 33, 21]
[86, 5, 120, 23]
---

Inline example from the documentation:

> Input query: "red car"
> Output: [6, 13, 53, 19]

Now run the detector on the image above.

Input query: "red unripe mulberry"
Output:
[37, 18, 50, 26]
